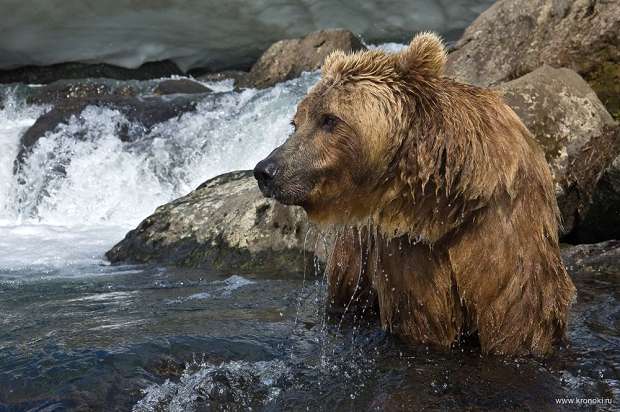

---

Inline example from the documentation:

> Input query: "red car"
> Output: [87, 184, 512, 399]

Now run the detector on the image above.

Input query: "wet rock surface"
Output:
[152, 79, 212, 95]
[195, 70, 249, 90]
[497, 65, 620, 237]
[26, 79, 138, 106]
[446, 0, 620, 119]
[239, 29, 366, 89]
[106, 171, 324, 274]
[567, 153, 620, 244]
[562, 239, 620, 276]
[0, 60, 183, 85]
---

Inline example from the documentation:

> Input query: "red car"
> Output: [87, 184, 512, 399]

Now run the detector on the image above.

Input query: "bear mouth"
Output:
[254, 158, 314, 206]
[256, 177, 310, 207]
[269, 185, 308, 206]
[256, 179, 275, 199]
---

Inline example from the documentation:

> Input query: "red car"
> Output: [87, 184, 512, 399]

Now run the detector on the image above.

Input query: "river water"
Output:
[0, 64, 618, 410]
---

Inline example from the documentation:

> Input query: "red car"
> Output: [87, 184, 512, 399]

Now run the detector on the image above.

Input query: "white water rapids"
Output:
[0, 73, 319, 277]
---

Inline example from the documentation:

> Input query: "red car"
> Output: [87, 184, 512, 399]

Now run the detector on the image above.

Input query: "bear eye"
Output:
[290, 120, 297, 131]
[321, 115, 339, 132]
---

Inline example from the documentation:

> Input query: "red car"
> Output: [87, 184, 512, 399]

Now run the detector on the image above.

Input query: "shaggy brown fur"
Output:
[254, 32, 576, 356]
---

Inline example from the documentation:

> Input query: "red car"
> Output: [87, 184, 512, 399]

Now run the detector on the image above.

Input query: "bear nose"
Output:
[253, 159, 279, 191]
[254, 159, 279, 181]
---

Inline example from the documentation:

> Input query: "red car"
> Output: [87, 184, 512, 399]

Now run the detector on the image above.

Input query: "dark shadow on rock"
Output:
[562, 126, 620, 244]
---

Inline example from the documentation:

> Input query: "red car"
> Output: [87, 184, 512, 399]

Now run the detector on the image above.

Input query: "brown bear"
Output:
[253, 32, 576, 356]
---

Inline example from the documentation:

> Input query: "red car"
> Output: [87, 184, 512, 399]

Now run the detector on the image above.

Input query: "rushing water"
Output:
[0, 73, 317, 282]
[0, 67, 618, 409]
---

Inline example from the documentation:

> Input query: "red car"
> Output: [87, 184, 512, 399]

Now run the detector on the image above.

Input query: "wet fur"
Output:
[275, 33, 576, 356]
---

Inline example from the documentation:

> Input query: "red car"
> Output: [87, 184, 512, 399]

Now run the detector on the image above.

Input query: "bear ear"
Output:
[397, 32, 447, 78]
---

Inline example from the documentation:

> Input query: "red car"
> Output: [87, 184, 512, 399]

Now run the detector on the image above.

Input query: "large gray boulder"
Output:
[106, 171, 324, 274]
[498, 65, 620, 237]
[498, 66, 616, 184]
[240, 29, 366, 89]
[26, 78, 212, 106]
[446, 0, 620, 119]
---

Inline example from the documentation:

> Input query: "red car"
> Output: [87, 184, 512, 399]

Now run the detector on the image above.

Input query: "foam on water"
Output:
[0, 72, 319, 275]
[164, 275, 255, 304]
[0, 224, 124, 278]
[0, 89, 47, 223]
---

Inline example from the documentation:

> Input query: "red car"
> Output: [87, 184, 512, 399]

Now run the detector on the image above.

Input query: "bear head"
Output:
[254, 33, 450, 230]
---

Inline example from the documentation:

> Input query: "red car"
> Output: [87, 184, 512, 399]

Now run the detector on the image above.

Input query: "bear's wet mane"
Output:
[322, 32, 447, 92]
[321, 33, 548, 244]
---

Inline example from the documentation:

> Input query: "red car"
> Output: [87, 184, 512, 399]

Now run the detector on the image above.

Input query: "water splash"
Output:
[135, 278, 380, 412]
[216, 275, 255, 296]
[134, 359, 289, 412]
[0, 88, 47, 223]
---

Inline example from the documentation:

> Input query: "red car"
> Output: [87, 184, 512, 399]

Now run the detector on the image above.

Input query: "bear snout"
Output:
[253, 158, 279, 197]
